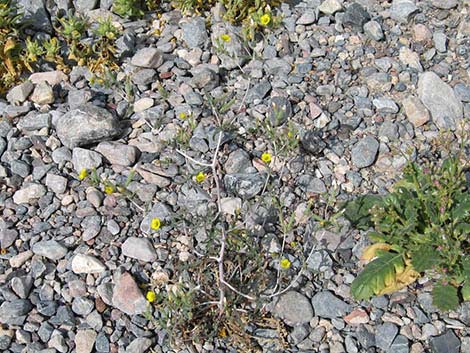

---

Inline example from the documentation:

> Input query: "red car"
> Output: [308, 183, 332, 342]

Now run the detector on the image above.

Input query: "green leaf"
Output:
[342, 195, 384, 230]
[463, 257, 470, 281]
[452, 198, 470, 221]
[368, 231, 386, 242]
[432, 284, 459, 311]
[351, 252, 404, 300]
[411, 245, 440, 272]
[462, 283, 470, 301]
[455, 223, 470, 234]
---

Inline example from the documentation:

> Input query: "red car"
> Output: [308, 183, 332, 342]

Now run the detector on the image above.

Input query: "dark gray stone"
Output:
[351, 136, 379, 168]
[0, 300, 32, 323]
[430, 331, 460, 353]
[301, 130, 326, 156]
[36, 300, 59, 317]
[182, 17, 208, 48]
[32, 240, 67, 260]
[269, 96, 292, 126]
[246, 81, 272, 103]
[131, 48, 164, 68]
[376, 323, 398, 351]
[342, 3, 371, 29]
[390, 0, 419, 23]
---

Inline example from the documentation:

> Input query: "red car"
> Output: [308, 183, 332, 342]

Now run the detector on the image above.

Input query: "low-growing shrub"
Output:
[343, 154, 470, 311]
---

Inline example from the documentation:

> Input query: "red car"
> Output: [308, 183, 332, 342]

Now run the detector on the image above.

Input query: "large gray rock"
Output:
[6, 81, 34, 105]
[0, 300, 33, 324]
[112, 272, 147, 315]
[55, 104, 121, 148]
[17, 0, 52, 32]
[376, 323, 398, 351]
[122, 237, 157, 262]
[311, 291, 351, 318]
[417, 72, 463, 130]
[274, 291, 314, 326]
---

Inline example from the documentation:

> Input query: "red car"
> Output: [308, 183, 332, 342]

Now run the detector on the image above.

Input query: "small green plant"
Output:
[343, 155, 470, 311]
[112, 0, 145, 18]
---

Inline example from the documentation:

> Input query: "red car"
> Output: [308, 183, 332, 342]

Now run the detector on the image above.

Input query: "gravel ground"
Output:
[1, 0, 470, 352]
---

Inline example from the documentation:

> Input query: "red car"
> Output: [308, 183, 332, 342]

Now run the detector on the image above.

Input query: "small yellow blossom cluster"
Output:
[220, 34, 231, 42]
[78, 168, 88, 180]
[150, 217, 161, 231]
[280, 258, 291, 270]
[261, 152, 272, 163]
[195, 171, 206, 183]
[146, 290, 156, 303]
[259, 13, 271, 26]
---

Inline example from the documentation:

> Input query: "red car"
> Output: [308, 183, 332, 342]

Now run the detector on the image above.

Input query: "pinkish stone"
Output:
[111, 272, 147, 315]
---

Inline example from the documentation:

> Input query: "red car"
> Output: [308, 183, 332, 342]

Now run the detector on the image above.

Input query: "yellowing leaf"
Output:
[378, 265, 420, 295]
[4, 38, 16, 53]
[361, 243, 392, 261]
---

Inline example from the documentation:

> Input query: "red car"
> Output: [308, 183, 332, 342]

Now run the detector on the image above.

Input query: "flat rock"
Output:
[351, 136, 379, 168]
[431, 0, 458, 9]
[0, 300, 32, 324]
[318, 0, 343, 15]
[95, 141, 140, 166]
[13, 183, 47, 204]
[6, 81, 34, 105]
[376, 323, 398, 351]
[32, 240, 68, 260]
[417, 72, 463, 130]
[55, 104, 121, 148]
[274, 291, 313, 326]
[71, 254, 106, 274]
[311, 291, 351, 318]
[45, 173, 68, 194]
[224, 173, 266, 199]
[122, 237, 157, 262]
[112, 272, 147, 315]
[29, 71, 67, 85]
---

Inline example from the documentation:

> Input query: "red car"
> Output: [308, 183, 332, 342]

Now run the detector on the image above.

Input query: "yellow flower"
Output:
[104, 185, 115, 195]
[220, 34, 231, 42]
[260, 13, 271, 26]
[261, 152, 272, 163]
[0, 248, 7, 255]
[195, 171, 206, 183]
[178, 112, 187, 119]
[219, 327, 228, 338]
[150, 217, 161, 231]
[146, 290, 156, 303]
[78, 169, 88, 180]
[280, 258, 291, 270]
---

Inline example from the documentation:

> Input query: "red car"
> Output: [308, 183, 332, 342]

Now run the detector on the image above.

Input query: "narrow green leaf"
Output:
[351, 252, 404, 300]
[432, 284, 459, 311]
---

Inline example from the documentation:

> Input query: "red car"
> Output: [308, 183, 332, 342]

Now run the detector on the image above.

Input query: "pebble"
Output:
[95, 142, 140, 166]
[131, 48, 164, 68]
[75, 330, 97, 353]
[311, 291, 351, 318]
[32, 240, 68, 260]
[318, 0, 343, 15]
[13, 183, 47, 204]
[121, 237, 157, 262]
[402, 97, 430, 127]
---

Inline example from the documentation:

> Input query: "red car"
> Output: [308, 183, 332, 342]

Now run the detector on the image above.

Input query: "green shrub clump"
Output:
[344, 155, 470, 311]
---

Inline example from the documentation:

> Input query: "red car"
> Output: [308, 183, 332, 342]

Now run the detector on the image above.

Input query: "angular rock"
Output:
[140, 202, 173, 233]
[402, 97, 430, 127]
[13, 183, 47, 204]
[373, 98, 399, 114]
[72, 148, 103, 173]
[342, 3, 371, 29]
[274, 291, 313, 326]
[0, 300, 32, 323]
[390, 335, 409, 353]
[32, 240, 68, 260]
[112, 272, 147, 315]
[376, 323, 398, 351]
[71, 254, 106, 274]
[269, 96, 292, 126]
[75, 330, 96, 353]
[17, 113, 51, 131]
[131, 48, 164, 68]
[30, 81, 54, 105]
[351, 136, 379, 168]
[122, 237, 157, 262]
[6, 81, 34, 105]
[390, 0, 418, 23]
[182, 17, 208, 48]
[311, 291, 351, 318]
[364, 20, 384, 41]
[0, 228, 18, 248]
[55, 104, 121, 148]
[430, 331, 460, 353]
[417, 72, 463, 130]
[29, 71, 68, 85]
[95, 141, 140, 166]
[297, 10, 316, 25]
[431, 0, 458, 9]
